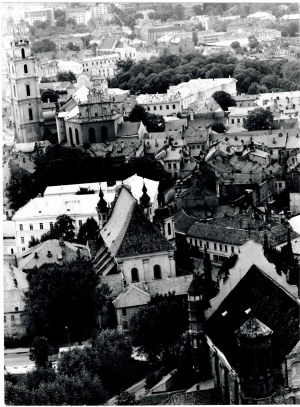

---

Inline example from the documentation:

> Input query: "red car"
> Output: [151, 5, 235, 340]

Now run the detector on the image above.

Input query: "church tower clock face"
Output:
[7, 25, 44, 143]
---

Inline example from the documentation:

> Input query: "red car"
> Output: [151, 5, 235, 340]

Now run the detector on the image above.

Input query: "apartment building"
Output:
[82, 54, 120, 78]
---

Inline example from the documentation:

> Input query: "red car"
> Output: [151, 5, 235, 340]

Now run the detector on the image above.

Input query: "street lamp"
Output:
[65, 326, 71, 348]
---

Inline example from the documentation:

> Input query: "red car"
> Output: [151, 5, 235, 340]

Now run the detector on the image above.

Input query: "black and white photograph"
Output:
[2, 0, 300, 405]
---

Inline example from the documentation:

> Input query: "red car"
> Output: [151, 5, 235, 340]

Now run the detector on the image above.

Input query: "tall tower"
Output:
[235, 317, 274, 403]
[7, 24, 44, 142]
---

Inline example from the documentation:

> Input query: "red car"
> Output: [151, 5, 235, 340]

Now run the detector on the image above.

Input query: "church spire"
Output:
[139, 181, 151, 218]
[96, 187, 109, 229]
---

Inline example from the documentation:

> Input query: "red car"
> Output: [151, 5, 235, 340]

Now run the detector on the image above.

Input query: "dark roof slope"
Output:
[205, 265, 299, 371]
[174, 208, 198, 234]
[117, 121, 141, 138]
[116, 205, 174, 257]
[162, 389, 221, 405]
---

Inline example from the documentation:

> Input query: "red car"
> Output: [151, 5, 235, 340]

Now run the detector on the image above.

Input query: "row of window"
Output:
[19, 220, 83, 231]
[13, 84, 31, 98]
[83, 60, 117, 67]
[188, 238, 236, 254]
[4, 312, 19, 323]
[131, 265, 161, 283]
[168, 163, 178, 169]
[146, 104, 177, 112]
[231, 118, 246, 124]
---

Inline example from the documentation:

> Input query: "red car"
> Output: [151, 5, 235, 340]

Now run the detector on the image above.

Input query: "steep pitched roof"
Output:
[4, 263, 28, 313]
[17, 239, 89, 270]
[112, 284, 150, 308]
[205, 265, 300, 371]
[101, 187, 174, 258]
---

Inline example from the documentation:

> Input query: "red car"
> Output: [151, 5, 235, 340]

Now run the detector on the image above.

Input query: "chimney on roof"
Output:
[47, 251, 52, 258]
[34, 252, 38, 259]
[59, 237, 65, 246]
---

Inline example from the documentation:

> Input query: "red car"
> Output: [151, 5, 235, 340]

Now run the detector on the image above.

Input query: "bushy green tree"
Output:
[243, 108, 274, 131]
[212, 90, 236, 111]
[41, 214, 75, 242]
[29, 336, 51, 368]
[130, 294, 188, 365]
[56, 71, 77, 83]
[77, 217, 99, 245]
[31, 38, 56, 53]
[127, 104, 165, 132]
[24, 259, 110, 341]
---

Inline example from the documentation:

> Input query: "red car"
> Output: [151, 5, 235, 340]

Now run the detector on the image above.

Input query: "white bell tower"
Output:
[7, 24, 44, 142]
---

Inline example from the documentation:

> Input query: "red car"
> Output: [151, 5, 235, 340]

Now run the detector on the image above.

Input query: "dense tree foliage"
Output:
[127, 104, 165, 132]
[58, 329, 141, 394]
[209, 122, 226, 133]
[5, 328, 147, 405]
[5, 368, 108, 405]
[24, 259, 110, 342]
[56, 71, 77, 83]
[212, 91, 236, 111]
[77, 217, 99, 245]
[31, 38, 56, 53]
[109, 52, 299, 95]
[29, 336, 51, 368]
[243, 108, 274, 131]
[130, 294, 188, 365]
[41, 214, 76, 242]
[109, 52, 237, 94]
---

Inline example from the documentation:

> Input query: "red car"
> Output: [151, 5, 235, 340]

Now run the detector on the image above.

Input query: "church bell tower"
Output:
[7, 24, 44, 142]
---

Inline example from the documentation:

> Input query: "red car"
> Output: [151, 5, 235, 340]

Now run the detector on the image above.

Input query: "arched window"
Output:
[69, 127, 73, 145]
[11, 65, 14, 74]
[101, 126, 108, 142]
[24, 64, 28, 73]
[89, 127, 96, 143]
[28, 108, 33, 120]
[21, 48, 25, 58]
[131, 268, 139, 283]
[154, 265, 161, 280]
[13, 85, 16, 97]
[75, 129, 79, 145]
[26, 84, 30, 96]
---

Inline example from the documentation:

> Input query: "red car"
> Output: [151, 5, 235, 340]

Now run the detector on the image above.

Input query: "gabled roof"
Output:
[205, 265, 299, 371]
[117, 121, 142, 138]
[235, 317, 273, 338]
[101, 187, 174, 258]
[17, 239, 89, 270]
[112, 284, 150, 308]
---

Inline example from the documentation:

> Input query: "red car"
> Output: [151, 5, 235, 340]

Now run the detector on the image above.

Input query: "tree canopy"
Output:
[56, 71, 77, 83]
[212, 91, 236, 111]
[31, 38, 56, 53]
[41, 214, 76, 242]
[243, 108, 274, 131]
[77, 217, 100, 245]
[129, 294, 188, 364]
[24, 259, 110, 342]
[127, 104, 165, 132]
[29, 336, 51, 368]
